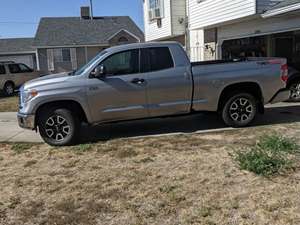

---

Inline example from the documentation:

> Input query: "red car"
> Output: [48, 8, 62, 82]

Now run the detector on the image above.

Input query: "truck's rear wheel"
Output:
[37, 108, 79, 146]
[222, 93, 257, 127]
[288, 79, 300, 102]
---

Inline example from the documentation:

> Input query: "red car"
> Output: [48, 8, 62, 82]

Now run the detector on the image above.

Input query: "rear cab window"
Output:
[141, 47, 174, 73]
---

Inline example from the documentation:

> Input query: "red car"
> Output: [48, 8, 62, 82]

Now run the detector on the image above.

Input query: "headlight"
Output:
[22, 89, 38, 103]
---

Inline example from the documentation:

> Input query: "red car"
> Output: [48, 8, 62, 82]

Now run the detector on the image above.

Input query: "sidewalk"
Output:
[0, 112, 42, 143]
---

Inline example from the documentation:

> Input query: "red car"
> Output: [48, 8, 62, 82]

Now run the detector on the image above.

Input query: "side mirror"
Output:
[91, 65, 106, 78]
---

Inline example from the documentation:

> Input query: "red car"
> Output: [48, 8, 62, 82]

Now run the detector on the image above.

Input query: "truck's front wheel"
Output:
[37, 108, 79, 146]
[222, 93, 257, 127]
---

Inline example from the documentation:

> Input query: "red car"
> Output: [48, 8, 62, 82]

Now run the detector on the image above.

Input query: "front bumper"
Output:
[17, 113, 35, 130]
[270, 88, 290, 104]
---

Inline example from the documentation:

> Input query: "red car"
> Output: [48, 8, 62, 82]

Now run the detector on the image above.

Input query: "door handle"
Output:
[131, 78, 145, 85]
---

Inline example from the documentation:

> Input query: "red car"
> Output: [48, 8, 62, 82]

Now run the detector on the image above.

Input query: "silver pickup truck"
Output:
[18, 42, 289, 146]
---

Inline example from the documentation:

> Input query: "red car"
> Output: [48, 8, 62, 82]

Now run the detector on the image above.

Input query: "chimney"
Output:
[81, 6, 91, 19]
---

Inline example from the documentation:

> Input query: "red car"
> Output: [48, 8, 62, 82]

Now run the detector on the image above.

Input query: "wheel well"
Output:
[218, 82, 264, 113]
[287, 75, 300, 88]
[35, 100, 88, 125]
[4, 80, 14, 87]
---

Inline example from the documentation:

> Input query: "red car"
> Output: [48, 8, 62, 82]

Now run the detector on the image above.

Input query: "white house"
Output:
[143, 0, 300, 70]
[188, 0, 290, 61]
[143, 0, 187, 46]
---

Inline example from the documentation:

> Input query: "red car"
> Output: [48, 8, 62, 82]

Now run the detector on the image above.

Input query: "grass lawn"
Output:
[0, 123, 300, 225]
[0, 95, 19, 112]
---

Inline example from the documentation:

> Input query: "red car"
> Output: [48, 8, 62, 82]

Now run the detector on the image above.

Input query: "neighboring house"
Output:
[143, 0, 187, 46]
[0, 38, 38, 69]
[34, 8, 144, 73]
[0, 7, 144, 73]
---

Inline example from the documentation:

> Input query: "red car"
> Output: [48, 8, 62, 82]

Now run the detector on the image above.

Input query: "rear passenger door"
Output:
[141, 47, 193, 117]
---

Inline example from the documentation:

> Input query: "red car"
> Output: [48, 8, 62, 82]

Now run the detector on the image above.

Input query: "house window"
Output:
[148, 0, 164, 21]
[53, 48, 71, 62]
[149, 0, 159, 9]
[47, 48, 77, 71]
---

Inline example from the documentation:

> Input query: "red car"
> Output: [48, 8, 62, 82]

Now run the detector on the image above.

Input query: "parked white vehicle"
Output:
[0, 62, 40, 96]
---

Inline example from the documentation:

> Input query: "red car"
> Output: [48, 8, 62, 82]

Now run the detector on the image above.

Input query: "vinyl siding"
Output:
[188, 0, 256, 30]
[218, 16, 300, 41]
[189, 29, 204, 62]
[144, 0, 172, 41]
[171, 0, 186, 36]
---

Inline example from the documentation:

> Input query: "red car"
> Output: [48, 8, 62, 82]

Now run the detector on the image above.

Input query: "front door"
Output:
[141, 47, 193, 117]
[86, 49, 148, 123]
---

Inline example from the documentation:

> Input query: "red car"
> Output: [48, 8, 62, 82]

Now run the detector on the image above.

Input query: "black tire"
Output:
[288, 79, 300, 102]
[3, 82, 15, 96]
[37, 108, 79, 146]
[222, 93, 257, 127]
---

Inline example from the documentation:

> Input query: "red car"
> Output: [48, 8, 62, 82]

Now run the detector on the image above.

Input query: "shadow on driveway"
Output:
[79, 104, 300, 143]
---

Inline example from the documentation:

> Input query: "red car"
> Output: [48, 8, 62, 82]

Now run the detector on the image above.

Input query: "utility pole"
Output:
[90, 0, 94, 19]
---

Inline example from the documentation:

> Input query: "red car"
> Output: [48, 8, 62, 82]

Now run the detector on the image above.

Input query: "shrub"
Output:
[235, 135, 299, 176]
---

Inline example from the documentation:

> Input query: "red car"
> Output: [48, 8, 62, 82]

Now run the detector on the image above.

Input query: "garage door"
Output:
[0, 55, 35, 69]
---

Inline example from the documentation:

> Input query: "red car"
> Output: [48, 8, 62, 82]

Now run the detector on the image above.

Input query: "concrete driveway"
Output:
[1, 102, 300, 143]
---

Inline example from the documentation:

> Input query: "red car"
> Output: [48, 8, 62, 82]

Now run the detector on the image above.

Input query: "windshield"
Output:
[71, 50, 108, 76]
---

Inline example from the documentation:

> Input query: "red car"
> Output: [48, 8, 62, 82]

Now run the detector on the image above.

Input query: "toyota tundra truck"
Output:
[17, 42, 289, 146]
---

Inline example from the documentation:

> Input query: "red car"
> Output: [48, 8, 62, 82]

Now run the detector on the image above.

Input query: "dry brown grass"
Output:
[0, 122, 300, 225]
[0, 95, 19, 112]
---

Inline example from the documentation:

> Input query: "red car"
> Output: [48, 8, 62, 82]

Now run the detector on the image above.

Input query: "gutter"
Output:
[262, 3, 300, 18]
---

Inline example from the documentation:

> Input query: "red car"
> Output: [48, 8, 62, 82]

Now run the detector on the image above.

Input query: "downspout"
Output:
[85, 47, 88, 63]
[185, 0, 191, 57]
[35, 49, 40, 71]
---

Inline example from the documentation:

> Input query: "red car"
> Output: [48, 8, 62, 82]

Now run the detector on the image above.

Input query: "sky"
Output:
[0, 0, 144, 38]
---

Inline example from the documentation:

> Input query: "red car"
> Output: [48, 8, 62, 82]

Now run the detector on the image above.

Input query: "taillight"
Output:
[281, 64, 288, 83]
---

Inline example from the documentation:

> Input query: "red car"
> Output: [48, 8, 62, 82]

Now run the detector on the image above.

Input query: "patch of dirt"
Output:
[0, 95, 19, 112]
[0, 122, 300, 225]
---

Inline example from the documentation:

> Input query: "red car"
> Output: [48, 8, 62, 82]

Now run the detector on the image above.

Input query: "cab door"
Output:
[86, 49, 149, 123]
[141, 47, 193, 117]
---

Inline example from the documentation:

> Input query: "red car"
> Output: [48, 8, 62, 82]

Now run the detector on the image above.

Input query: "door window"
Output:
[141, 47, 174, 73]
[0, 65, 6, 74]
[8, 64, 32, 73]
[8, 64, 21, 73]
[101, 49, 139, 76]
[19, 64, 32, 72]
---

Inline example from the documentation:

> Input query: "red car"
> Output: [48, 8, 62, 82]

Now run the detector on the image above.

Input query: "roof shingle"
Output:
[0, 38, 35, 53]
[33, 16, 144, 47]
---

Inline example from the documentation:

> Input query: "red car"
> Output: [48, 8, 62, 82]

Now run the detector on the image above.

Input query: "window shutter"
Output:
[70, 48, 77, 70]
[47, 49, 54, 71]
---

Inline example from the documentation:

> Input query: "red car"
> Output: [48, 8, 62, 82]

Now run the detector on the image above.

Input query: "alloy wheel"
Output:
[290, 83, 300, 101]
[5, 84, 14, 95]
[229, 97, 254, 122]
[45, 115, 71, 142]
